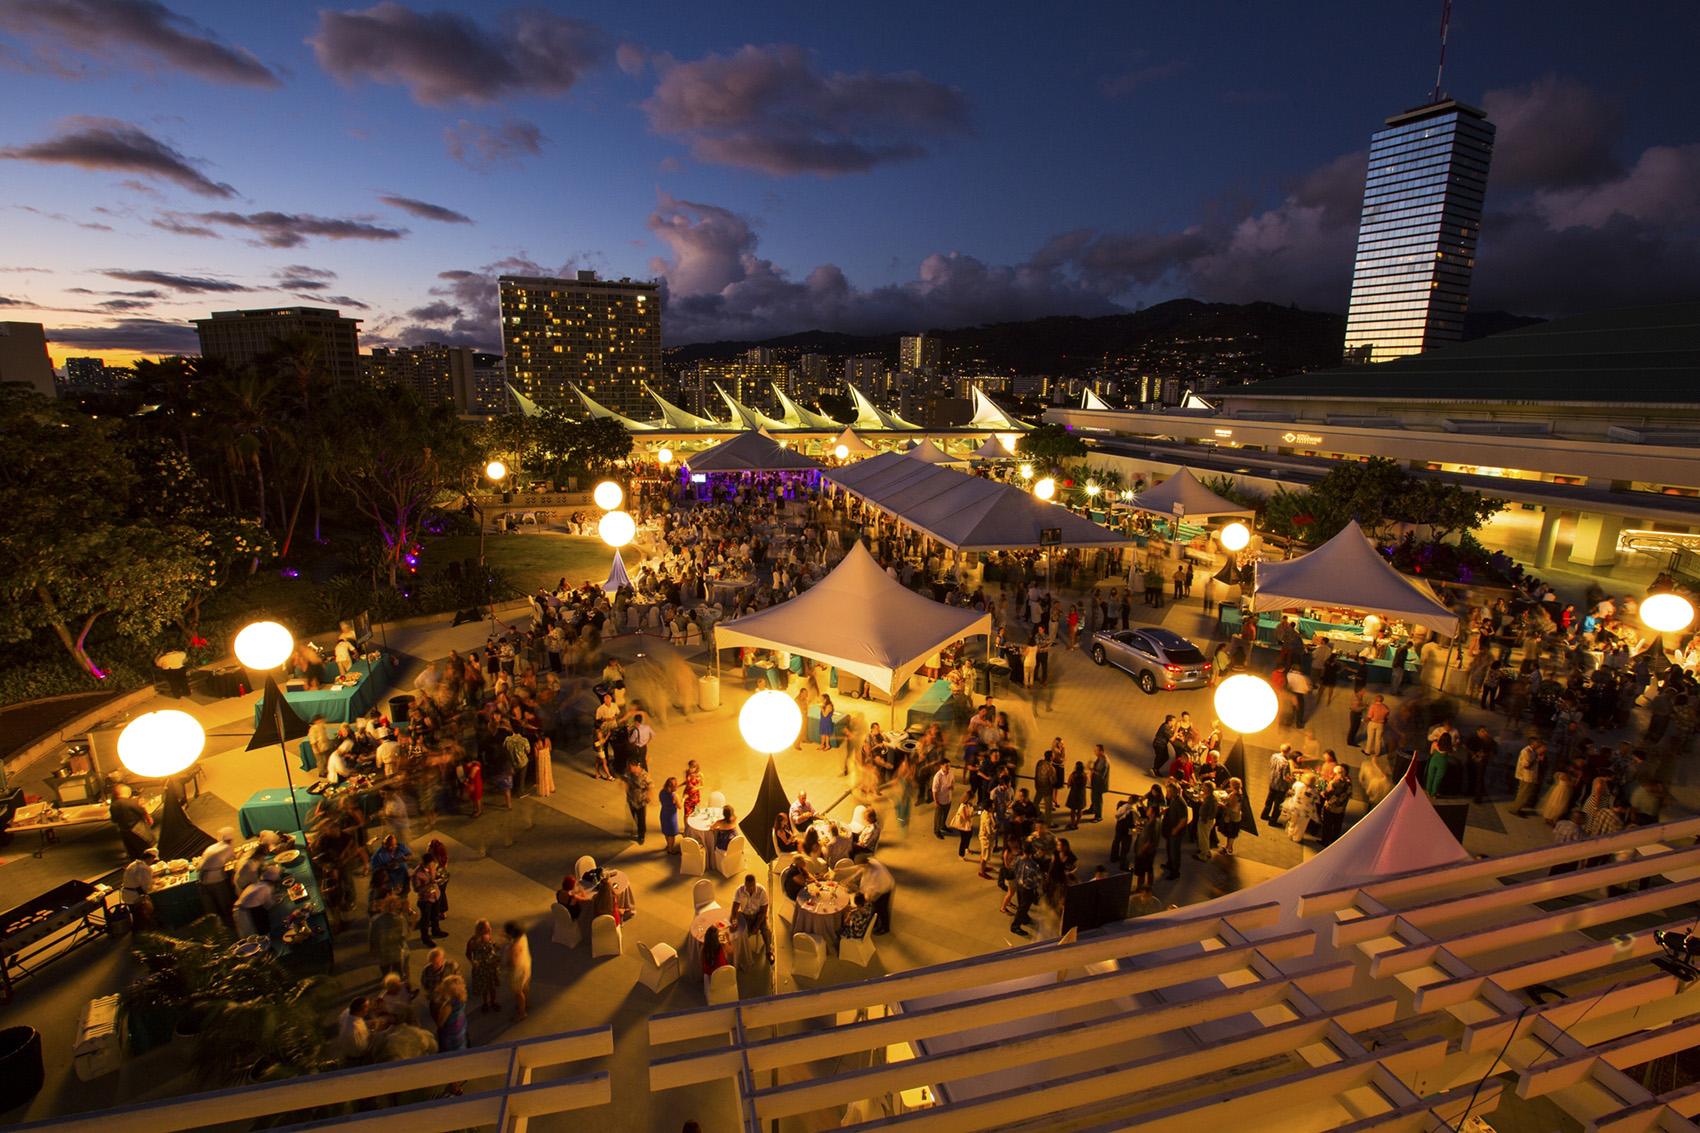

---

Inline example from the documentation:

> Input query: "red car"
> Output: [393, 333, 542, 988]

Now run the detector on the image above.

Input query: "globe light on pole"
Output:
[485, 460, 507, 482]
[598, 509, 636, 548]
[1642, 592, 1695, 634]
[117, 709, 205, 779]
[834, 443, 850, 460]
[1086, 482, 1101, 498]
[739, 688, 802, 755]
[234, 620, 293, 670]
[593, 480, 623, 511]
[1019, 463, 1034, 481]
[1213, 673, 1278, 735]
[1033, 477, 1056, 501]
[657, 447, 673, 466]
[1220, 521, 1251, 552]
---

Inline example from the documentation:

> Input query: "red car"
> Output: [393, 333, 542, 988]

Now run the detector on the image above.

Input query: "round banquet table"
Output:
[682, 902, 732, 976]
[685, 811, 715, 847]
[569, 868, 635, 916]
[793, 880, 851, 945]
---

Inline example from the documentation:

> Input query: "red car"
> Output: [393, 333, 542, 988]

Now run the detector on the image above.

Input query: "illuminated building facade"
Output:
[499, 272, 660, 417]
[193, 306, 362, 384]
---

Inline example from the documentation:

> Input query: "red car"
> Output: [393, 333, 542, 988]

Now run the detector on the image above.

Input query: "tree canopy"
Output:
[1260, 457, 1503, 546]
[1014, 423, 1087, 467]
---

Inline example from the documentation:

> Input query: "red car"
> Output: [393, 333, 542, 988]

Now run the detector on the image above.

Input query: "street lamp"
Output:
[1033, 477, 1056, 501]
[834, 443, 850, 460]
[1214, 673, 1278, 735]
[1220, 521, 1251, 553]
[593, 480, 624, 511]
[485, 459, 507, 483]
[1019, 463, 1034, 481]
[599, 509, 636, 548]
[739, 688, 802, 993]
[118, 709, 205, 779]
[236, 620, 307, 834]
[1642, 592, 1695, 634]
[1086, 482, 1101, 498]
[657, 447, 673, 466]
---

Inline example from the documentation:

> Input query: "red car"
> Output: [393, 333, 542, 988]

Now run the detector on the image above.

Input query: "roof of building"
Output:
[1236, 303, 1700, 405]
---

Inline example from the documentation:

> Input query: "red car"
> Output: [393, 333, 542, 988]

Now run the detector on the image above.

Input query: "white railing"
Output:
[14, 1025, 612, 1133]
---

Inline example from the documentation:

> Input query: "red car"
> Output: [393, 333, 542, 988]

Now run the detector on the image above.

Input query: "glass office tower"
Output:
[1343, 100, 1494, 364]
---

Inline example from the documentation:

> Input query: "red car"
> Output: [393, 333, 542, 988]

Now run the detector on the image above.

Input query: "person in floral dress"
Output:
[682, 759, 703, 815]
[465, 918, 501, 1013]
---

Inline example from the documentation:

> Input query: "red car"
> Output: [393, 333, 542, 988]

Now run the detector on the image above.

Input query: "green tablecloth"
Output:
[252, 655, 396, 727]
[148, 841, 332, 971]
[149, 870, 210, 927]
[237, 788, 318, 837]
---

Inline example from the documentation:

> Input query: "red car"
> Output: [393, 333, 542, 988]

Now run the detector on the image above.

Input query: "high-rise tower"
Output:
[1342, 100, 1494, 364]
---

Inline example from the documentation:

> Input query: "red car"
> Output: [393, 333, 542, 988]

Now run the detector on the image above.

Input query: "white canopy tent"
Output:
[832, 426, 878, 456]
[827, 451, 1127, 551]
[968, 435, 1015, 460]
[1128, 468, 1256, 521]
[683, 430, 825, 474]
[602, 549, 631, 593]
[714, 543, 991, 694]
[905, 438, 968, 466]
[1252, 519, 1461, 636]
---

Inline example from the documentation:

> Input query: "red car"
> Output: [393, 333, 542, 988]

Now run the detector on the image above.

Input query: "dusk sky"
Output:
[2, 0, 1698, 366]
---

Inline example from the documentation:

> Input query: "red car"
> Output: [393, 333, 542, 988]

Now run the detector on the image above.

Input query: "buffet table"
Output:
[252, 655, 396, 726]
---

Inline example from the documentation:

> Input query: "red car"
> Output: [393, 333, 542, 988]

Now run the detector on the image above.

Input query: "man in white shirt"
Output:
[854, 856, 895, 934]
[326, 746, 354, 785]
[335, 997, 372, 1063]
[789, 792, 816, 827]
[197, 827, 239, 927]
[374, 731, 400, 779]
[731, 873, 773, 962]
[333, 636, 356, 676]
[1512, 741, 1546, 816]
[121, 848, 158, 929]
[931, 763, 955, 840]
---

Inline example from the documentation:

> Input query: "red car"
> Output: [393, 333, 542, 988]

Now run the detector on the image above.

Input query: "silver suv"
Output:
[1090, 626, 1209, 693]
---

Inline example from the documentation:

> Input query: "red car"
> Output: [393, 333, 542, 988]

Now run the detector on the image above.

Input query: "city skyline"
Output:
[1, 1, 1697, 368]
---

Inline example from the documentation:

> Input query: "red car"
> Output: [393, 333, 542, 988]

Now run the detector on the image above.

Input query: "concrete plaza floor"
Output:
[2, 569, 1692, 1131]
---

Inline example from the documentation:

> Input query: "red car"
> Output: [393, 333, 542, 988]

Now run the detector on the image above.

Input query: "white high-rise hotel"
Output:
[1342, 99, 1494, 363]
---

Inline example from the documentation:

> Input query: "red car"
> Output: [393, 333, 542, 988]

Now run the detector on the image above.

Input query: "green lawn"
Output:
[425, 531, 645, 595]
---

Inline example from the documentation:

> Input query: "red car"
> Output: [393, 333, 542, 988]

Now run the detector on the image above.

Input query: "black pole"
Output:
[275, 697, 304, 835]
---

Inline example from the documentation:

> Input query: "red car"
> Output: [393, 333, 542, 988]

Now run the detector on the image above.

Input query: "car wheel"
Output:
[1138, 671, 1158, 694]
[1091, 645, 1106, 666]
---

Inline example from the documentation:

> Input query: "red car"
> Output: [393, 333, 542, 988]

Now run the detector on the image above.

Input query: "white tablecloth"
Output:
[569, 868, 635, 916]
[682, 901, 732, 976]
[793, 881, 850, 944]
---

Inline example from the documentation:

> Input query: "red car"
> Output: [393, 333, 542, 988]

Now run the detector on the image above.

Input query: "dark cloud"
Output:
[643, 44, 969, 176]
[67, 286, 164, 300]
[378, 193, 472, 224]
[47, 317, 198, 352]
[15, 203, 113, 231]
[0, 117, 235, 197]
[309, 3, 606, 105]
[443, 119, 543, 170]
[188, 210, 407, 248]
[406, 300, 460, 322]
[0, 266, 52, 272]
[648, 194, 1116, 343]
[0, 294, 20, 305]
[101, 268, 248, 292]
[274, 264, 337, 289]
[1483, 76, 1622, 190]
[96, 297, 153, 311]
[1100, 59, 1187, 99]
[317, 293, 369, 309]
[149, 213, 221, 238]
[0, 0, 279, 86]
[1530, 143, 1700, 230]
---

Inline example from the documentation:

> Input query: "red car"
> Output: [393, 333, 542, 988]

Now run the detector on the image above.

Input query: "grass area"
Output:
[425, 531, 645, 595]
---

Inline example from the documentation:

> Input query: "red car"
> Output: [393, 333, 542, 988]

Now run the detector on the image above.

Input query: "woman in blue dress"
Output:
[658, 776, 680, 855]
[818, 695, 836, 751]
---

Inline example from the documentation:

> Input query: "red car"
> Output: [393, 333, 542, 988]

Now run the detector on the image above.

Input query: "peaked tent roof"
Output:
[833, 426, 878, 456]
[1082, 388, 1113, 410]
[771, 383, 844, 430]
[645, 384, 720, 429]
[505, 382, 545, 418]
[1252, 519, 1460, 635]
[716, 385, 791, 432]
[967, 384, 1032, 431]
[905, 438, 967, 465]
[716, 543, 990, 693]
[969, 435, 1015, 460]
[1129, 467, 1256, 520]
[827, 451, 1126, 551]
[602, 549, 631, 593]
[683, 429, 825, 474]
[570, 383, 658, 430]
[847, 382, 922, 430]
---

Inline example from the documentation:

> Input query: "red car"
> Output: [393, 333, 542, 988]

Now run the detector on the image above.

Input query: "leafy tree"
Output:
[1014, 423, 1087, 468]
[1200, 473, 1265, 512]
[1400, 479, 1504, 543]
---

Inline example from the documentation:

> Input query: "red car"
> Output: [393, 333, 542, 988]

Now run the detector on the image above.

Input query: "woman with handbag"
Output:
[950, 797, 979, 859]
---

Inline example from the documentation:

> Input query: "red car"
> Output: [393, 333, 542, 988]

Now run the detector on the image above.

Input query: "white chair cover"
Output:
[791, 932, 827, 979]
[638, 941, 680, 993]
[692, 877, 717, 912]
[680, 839, 706, 876]
[716, 835, 746, 878]
[839, 932, 877, 968]
[574, 855, 597, 879]
[706, 963, 738, 1004]
[590, 913, 622, 958]
[551, 904, 582, 948]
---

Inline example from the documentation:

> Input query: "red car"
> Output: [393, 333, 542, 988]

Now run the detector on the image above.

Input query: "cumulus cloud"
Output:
[378, 193, 472, 223]
[443, 119, 543, 169]
[309, 3, 606, 105]
[0, 116, 235, 197]
[101, 268, 248, 292]
[615, 41, 646, 77]
[0, 0, 278, 86]
[1531, 143, 1700, 230]
[643, 44, 969, 176]
[647, 194, 1117, 343]
[1483, 76, 1622, 189]
[406, 299, 460, 322]
[47, 317, 199, 352]
[187, 210, 407, 248]
[274, 264, 336, 289]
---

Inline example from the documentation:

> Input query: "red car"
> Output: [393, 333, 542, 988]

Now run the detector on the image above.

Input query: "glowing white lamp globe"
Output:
[1086, 482, 1101, 497]
[485, 460, 507, 482]
[118, 709, 205, 778]
[1642, 592, 1695, 634]
[1033, 477, 1056, 501]
[657, 447, 673, 465]
[1214, 673, 1278, 735]
[593, 480, 623, 511]
[1220, 521, 1251, 552]
[1019, 463, 1034, 481]
[598, 509, 636, 548]
[739, 688, 802, 755]
[834, 443, 850, 460]
[996, 432, 1020, 454]
[234, 620, 293, 670]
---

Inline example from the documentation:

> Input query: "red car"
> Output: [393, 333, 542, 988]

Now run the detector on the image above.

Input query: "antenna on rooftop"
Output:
[1430, 0, 1452, 103]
